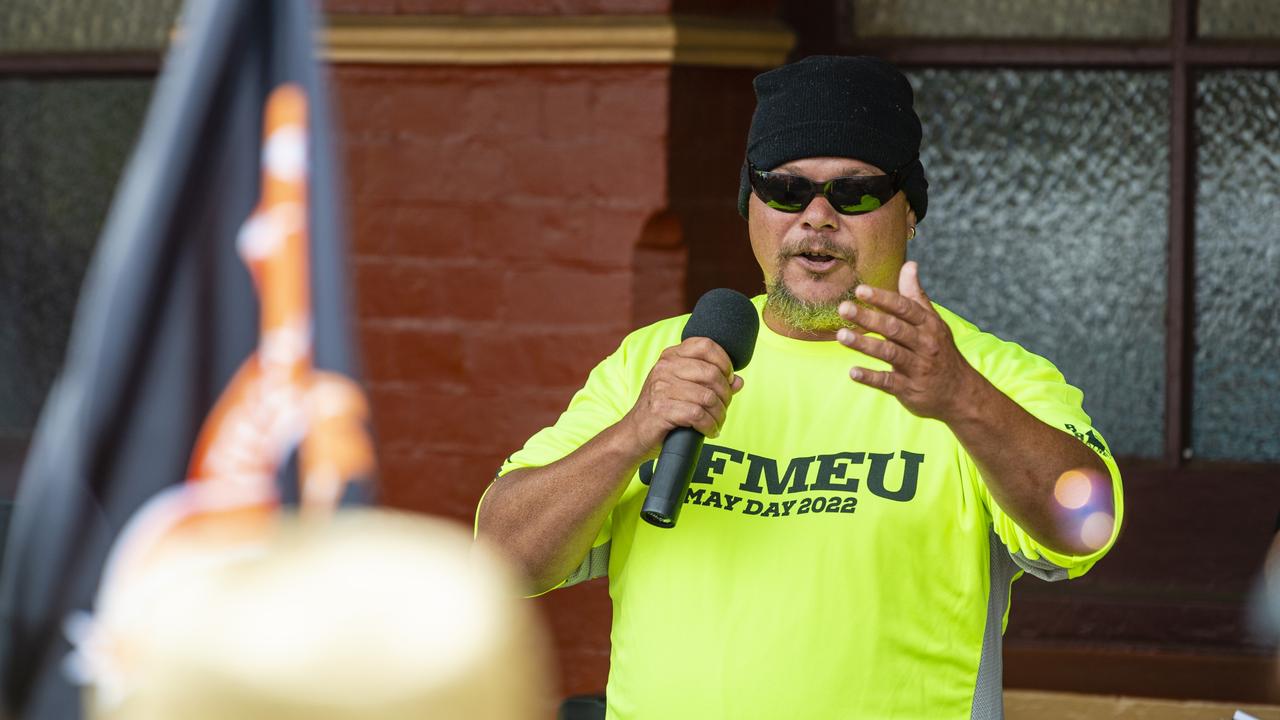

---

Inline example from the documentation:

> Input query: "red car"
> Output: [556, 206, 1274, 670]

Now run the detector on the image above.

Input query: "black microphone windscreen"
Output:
[681, 288, 760, 371]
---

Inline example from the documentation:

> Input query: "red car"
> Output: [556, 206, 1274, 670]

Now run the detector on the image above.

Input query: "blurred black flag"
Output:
[0, 1, 374, 717]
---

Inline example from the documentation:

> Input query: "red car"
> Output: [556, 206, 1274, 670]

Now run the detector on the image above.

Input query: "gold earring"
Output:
[907, 227, 916, 241]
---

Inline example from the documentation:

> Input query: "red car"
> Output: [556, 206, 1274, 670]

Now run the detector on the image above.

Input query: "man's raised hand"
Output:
[835, 261, 982, 423]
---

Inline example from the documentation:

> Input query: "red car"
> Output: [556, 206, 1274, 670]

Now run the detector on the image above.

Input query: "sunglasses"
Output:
[747, 161, 907, 216]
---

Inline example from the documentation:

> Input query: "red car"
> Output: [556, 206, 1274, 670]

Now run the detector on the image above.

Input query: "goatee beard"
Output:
[765, 276, 859, 334]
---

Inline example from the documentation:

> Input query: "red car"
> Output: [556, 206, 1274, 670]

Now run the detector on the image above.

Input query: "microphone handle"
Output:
[640, 426, 705, 529]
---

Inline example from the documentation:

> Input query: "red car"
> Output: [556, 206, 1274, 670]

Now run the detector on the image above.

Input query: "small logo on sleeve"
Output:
[1064, 423, 1110, 458]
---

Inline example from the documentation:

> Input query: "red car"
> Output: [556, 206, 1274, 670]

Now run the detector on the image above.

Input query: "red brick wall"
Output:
[334, 62, 680, 704]
[329, 3, 777, 712]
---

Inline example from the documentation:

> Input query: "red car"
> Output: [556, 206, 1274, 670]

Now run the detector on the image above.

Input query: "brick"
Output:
[632, 244, 687, 326]
[346, 135, 509, 204]
[323, 0, 397, 13]
[386, 81, 473, 141]
[486, 130, 659, 208]
[331, 80, 400, 138]
[592, 206, 658, 249]
[342, 137, 403, 201]
[586, 135, 667, 206]
[355, 259, 504, 322]
[392, 137, 510, 203]
[358, 324, 467, 386]
[457, 0, 667, 13]
[672, 0, 774, 14]
[460, 0, 592, 13]
[344, 136, 495, 204]
[463, 80, 543, 137]
[483, 203, 591, 262]
[351, 202, 478, 260]
[503, 138, 588, 203]
[536, 587, 613, 695]
[506, 386, 581, 444]
[333, 67, 474, 140]
[370, 387, 488, 451]
[376, 384, 558, 449]
[465, 328, 621, 390]
[392, 0, 466, 12]
[501, 266, 632, 326]
[631, 207, 681, 249]
[594, 0, 669, 10]
[540, 81, 595, 141]
[593, 75, 669, 138]
[377, 449, 499, 521]
[472, 204, 633, 270]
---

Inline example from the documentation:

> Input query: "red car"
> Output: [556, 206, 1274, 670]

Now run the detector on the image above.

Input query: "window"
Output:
[782, 0, 1280, 701]
[0, 0, 175, 496]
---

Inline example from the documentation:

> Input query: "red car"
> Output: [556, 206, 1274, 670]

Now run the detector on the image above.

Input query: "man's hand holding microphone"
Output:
[476, 289, 757, 592]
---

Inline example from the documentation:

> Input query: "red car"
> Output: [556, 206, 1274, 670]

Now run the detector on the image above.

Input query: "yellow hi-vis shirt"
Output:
[486, 296, 1123, 720]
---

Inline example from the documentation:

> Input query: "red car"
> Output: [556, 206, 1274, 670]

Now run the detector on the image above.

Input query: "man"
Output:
[476, 55, 1123, 719]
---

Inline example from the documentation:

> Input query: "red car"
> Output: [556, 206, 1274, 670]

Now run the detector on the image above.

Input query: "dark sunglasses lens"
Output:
[827, 176, 896, 215]
[752, 171, 813, 213]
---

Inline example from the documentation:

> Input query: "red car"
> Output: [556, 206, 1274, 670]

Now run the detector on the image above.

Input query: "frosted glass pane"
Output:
[1193, 71, 1280, 462]
[852, 0, 1169, 39]
[906, 70, 1169, 459]
[1198, 0, 1280, 38]
[0, 79, 152, 432]
[0, 0, 181, 52]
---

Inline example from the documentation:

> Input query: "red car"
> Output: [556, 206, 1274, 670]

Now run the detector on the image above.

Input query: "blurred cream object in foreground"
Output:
[80, 509, 552, 720]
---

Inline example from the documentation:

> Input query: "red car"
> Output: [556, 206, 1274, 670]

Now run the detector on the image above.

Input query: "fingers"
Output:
[643, 376, 727, 437]
[664, 378, 729, 435]
[674, 336, 735, 380]
[837, 264, 941, 352]
[849, 366, 899, 393]
[836, 328, 915, 372]
[670, 357, 734, 407]
[898, 261, 931, 307]
[838, 299, 926, 351]
[639, 338, 742, 440]
[846, 284, 931, 327]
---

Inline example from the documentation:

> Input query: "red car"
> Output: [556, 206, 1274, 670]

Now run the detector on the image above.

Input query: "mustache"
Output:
[776, 237, 854, 262]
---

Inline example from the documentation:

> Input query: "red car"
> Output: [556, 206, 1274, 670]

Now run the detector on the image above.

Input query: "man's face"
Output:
[747, 156, 916, 338]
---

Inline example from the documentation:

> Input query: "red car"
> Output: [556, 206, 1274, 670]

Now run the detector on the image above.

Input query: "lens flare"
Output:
[1053, 470, 1093, 510]
[1080, 511, 1115, 551]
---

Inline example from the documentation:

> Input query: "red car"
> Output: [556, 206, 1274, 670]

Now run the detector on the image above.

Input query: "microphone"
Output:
[641, 288, 759, 529]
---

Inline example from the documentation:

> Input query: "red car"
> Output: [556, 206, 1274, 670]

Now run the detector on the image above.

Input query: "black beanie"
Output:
[737, 55, 928, 222]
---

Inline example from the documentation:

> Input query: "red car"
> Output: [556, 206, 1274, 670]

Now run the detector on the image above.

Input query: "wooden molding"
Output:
[0, 52, 160, 74]
[1005, 643, 1280, 704]
[322, 14, 794, 68]
[1005, 689, 1280, 719]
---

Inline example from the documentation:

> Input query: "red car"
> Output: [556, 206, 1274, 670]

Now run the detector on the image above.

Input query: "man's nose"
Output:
[800, 193, 840, 230]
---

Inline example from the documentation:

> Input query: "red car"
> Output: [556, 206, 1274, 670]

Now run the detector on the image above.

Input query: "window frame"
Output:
[780, 0, 1280, 702]
[0, 58, 159, 502]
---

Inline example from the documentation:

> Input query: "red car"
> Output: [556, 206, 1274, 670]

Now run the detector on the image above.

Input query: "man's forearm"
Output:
[947, 371, 1115, 557]
[476, 419, 648, 594]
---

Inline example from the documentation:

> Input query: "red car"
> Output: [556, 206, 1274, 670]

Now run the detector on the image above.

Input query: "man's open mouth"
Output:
[798, 252, 837, 262]
[793, 252, 843, 272]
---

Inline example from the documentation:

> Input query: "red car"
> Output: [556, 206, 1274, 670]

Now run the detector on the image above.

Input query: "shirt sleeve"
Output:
[474, 344, 636, 592]
[956, 330, 1125, 581]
